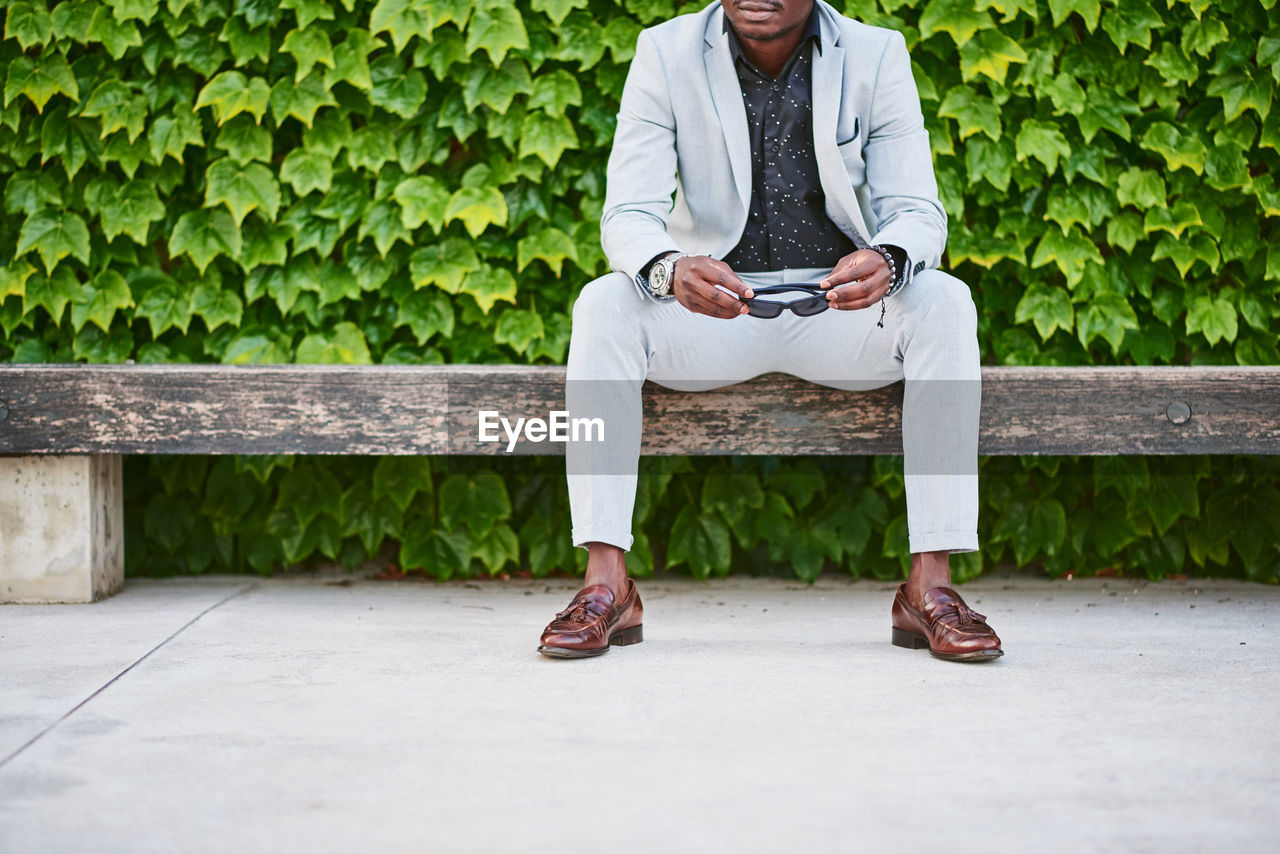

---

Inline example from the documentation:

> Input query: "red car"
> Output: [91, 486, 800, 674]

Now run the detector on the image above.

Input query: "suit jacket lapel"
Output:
[704, 20, 752, 214]
[811, 40, 869, 246]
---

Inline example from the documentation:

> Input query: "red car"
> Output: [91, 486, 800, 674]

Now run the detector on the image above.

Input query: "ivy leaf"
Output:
[400, 528, 470, 580]
[518, 110, 578, 167]
[1014, 119, 1071, 174]
[134, 277, 195, 336]
[0, 260, 36, 302]
[1205, 69, 1273, 123]
[218, 16, 271, 65]
[1100, 0, 1162, 52]
[280, 148, 333, 196]
[238, 220, 291, 270]
[50, 0, 94, 42]
[269, 71, 338, 127]
[295, 321, 373, 363]
[281, 26, 335, 84]
[462, 58, 532, 114]
[195, 71, 271, 125]
[221, 328, 292, 364]
[24, 265, 79, 322]
[326, 29, 377, 91]
[148, 108, 204, 164]
[170, 209, 242, 274]
[105, 179, 166, 244]
[667, 504, 731, 579]
[357, 199, 413, 257]
[1047, 0, 1099, 30]
[394, 175, 450, 231]
[1143, 475, 1200, 536]
[528, 69, 583, 116]
[1142, 201, 1202, 239]
[369, 0, 432, 53]
[17, 208, 91, 274]
[281, 0, 336, 28]
[372, 455, 431, 514]
[5, 170, 63, 215]
[214, 114, 273, 164]
[1030, 227, 1103, 287]
[338, 484, 402, 555]
[466, 5, 529, 66]
[444, 185, 508, 237]
[1182, 18, 1229, 58]
[396, 288, 455, 345]
[1144, 42, 1198, 86]
[517, 226, 578, 275]
[471, 522, 519, 575]
[81, 80, 148, 143]
[368, 55, 427, 118]
[918, 0, 995, 47]
[1185, 294, 1238, 346]
[937, 86, 1002, 142]
[554, 12, 606, 69]
[1115, 167, 1166, 208]
[531, 0, 588, 26]
[1076, 86, 1138, 142]
[4, 53, 79, 113]
[1151, 232, 1219, 276]
[39, 107, 103, 182]
[601, 18, 641, 63]
[87, 5, 141, 59]
[493, 308, 544, 354]
[69, 269, 133, 332]
[410, 237, 481, 292]
[459, 264, 517, 313]
[1014, 283, 1074, 340]
[958, 28, 1027, 82]
[205, 158, 281, 226]
[414, 26, 470, 80]
[439, 473, 511, 534]
[5, 2, 54, 50]
[1076, 292, 1139, 354]
[191, 279, 244, 332]
[1139, 122, 1207, 173]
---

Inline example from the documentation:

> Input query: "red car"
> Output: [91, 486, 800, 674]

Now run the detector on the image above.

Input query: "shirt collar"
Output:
[723, 3, 823, 64]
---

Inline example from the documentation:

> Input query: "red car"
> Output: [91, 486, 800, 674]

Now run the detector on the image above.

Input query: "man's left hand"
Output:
[819, 249, 892, 310]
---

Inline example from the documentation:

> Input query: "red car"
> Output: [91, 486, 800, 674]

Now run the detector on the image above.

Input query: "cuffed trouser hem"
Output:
[909, 532, 979, 554]
[572, 527, 634, 552]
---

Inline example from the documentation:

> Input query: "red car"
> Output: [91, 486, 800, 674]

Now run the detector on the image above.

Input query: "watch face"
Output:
[651, 261, 671, 294]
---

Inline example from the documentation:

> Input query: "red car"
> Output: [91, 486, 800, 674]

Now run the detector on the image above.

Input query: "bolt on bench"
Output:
[2, 364, 1278, 602]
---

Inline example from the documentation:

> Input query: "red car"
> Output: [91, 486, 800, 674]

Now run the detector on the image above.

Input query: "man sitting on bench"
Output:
[538, 0, 1002, 662]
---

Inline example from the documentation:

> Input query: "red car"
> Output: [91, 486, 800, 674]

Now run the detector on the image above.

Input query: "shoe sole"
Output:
[538, 624, 643, 659]
[891, 626, 1003, 662]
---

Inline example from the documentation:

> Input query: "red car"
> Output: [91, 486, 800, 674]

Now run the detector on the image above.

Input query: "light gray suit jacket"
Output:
[600, 0, 946, 296]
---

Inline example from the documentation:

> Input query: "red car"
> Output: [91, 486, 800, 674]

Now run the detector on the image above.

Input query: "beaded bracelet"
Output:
[868, 244, 901, 328]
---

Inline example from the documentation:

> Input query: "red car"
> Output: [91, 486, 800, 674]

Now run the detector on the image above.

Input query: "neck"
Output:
[733, 24, 807, 77]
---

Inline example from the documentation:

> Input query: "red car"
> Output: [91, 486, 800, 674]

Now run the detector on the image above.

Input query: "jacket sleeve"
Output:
[863, 30, 947, 288]
[600, 29, 683, 291]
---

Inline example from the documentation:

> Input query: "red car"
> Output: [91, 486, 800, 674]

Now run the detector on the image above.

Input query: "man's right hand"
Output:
[671, 255, 754, 319]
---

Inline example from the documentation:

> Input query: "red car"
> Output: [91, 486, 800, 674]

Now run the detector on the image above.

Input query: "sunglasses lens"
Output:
[791, 296, 830, 316]
[747, 301, 783, 318]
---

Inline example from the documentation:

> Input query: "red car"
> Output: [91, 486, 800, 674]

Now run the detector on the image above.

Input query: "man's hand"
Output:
[671, 255, 754, 318]
[819, 249, 892, 310]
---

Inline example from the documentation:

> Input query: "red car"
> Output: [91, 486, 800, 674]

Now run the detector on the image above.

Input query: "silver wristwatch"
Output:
[647, 252, 687, 298]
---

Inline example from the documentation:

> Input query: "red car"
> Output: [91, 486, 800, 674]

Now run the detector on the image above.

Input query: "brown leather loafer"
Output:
[538, 578, 644, 658]
[891, 584, 1003, 662]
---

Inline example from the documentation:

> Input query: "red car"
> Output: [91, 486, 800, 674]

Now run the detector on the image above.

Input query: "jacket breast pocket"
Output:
[837, 134, 865, 187]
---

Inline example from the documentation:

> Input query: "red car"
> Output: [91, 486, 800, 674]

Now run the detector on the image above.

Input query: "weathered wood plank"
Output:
[0, 364, 1277, 455]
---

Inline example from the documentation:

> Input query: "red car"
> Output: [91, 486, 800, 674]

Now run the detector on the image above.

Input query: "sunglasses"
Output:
[742, 283, 831, 318]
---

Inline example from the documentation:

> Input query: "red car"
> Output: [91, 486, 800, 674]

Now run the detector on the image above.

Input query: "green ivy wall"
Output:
[1, 0, 1278, 581]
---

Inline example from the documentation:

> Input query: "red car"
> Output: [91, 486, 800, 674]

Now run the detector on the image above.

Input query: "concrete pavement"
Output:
[2, 573, 1278, 853]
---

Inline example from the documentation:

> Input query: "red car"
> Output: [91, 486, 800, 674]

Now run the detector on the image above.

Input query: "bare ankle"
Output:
[584, 543, 628, 598]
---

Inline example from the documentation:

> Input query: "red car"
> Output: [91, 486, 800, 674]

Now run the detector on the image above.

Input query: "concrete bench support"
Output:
[0, 454, 123, 603]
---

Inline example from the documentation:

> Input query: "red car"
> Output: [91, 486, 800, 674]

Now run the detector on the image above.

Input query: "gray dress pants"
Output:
[565, 266, 981, 555]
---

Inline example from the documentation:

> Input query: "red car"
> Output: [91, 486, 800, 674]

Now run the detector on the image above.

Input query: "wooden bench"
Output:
[3, 364, 1278, 602]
